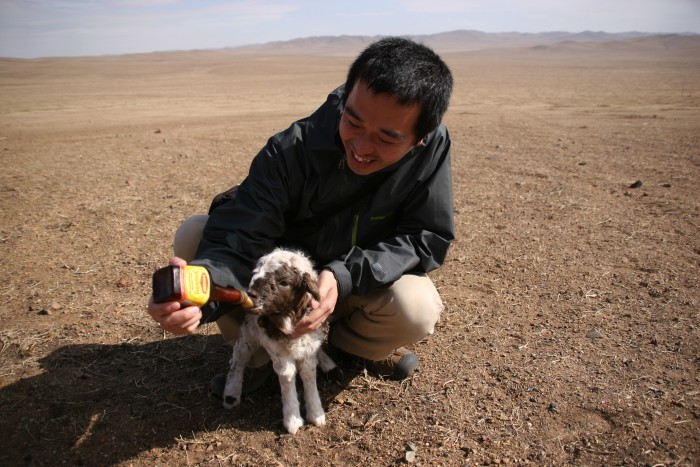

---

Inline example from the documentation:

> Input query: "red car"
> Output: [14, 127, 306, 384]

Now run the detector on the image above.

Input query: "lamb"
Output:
[222, 247, 338, 434]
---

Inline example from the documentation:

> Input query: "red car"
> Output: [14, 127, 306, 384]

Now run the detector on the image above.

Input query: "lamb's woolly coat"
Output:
[222, 248, 337, 434]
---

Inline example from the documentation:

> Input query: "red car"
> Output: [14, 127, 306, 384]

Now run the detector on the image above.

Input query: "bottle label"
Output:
[181, 265, 211, 307]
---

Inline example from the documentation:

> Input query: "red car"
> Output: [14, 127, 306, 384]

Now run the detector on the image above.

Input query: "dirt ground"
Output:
[1, 36, 699, 466]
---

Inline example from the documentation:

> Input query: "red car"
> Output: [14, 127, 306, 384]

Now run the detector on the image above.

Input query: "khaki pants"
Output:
[174, 215, 443, 363]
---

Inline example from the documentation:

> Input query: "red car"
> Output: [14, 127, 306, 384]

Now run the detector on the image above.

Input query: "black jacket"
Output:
[191, 85, 454, 315]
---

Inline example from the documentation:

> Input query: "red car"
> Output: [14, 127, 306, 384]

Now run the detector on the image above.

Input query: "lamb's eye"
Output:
[278, 280, 290, 287]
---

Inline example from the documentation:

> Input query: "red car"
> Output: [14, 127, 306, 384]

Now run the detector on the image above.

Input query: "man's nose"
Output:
[354, 133, 374, 155]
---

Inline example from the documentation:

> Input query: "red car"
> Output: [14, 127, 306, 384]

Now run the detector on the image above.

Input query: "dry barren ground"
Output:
[1, 38, 699, 466]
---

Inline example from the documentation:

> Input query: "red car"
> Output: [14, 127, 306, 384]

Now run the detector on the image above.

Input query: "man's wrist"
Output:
[324, 261, 351, 301]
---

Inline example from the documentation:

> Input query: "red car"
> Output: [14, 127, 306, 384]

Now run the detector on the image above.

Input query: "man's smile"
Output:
[351, 150, 373, 164]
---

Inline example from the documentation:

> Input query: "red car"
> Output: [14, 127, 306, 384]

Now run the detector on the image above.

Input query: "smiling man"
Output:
[148, 37, 454, 393]
[340, 80, 422, 175]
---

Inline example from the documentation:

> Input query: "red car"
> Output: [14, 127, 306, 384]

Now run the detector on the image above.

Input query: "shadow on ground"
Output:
[1, 335, 350, 465]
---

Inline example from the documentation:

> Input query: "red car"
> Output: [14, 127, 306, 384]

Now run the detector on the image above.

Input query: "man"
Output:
[148, 37, 454, 392]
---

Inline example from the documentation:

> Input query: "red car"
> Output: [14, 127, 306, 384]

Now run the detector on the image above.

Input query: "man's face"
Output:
[339, 80, 422, 176]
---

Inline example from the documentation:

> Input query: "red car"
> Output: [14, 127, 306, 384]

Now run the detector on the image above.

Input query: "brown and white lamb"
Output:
[222, 247, 338, 434]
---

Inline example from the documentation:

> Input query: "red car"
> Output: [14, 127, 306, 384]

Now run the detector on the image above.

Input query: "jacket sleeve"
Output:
[189, 126, 302, 292]
[325, 132, 455, 301]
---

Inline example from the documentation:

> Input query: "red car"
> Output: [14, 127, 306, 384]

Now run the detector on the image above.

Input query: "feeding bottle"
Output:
[152, 264, 254, 308]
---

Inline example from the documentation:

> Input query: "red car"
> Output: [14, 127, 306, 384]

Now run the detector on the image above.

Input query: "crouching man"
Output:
[147, 36, 454, 395]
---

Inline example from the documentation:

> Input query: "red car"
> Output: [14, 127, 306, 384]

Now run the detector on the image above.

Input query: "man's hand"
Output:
[147, 257, 202, 335]
[291, 269, 338, 338]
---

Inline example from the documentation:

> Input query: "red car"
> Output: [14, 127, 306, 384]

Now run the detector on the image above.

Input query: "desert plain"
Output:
[0, 34, 699, 465]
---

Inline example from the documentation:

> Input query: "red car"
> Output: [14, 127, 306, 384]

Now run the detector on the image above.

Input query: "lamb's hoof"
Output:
[223, 395, 240, 409]
[210, 366, 274, 400]
[322, 366, 344, 382]
[307, 412, 326, 427]
[284, 415, 304, 434]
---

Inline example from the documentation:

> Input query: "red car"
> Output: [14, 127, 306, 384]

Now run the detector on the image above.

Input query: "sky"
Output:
[1, 0, 699, 58]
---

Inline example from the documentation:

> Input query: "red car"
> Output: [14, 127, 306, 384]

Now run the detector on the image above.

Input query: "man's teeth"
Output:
[354, 152, 371, 163]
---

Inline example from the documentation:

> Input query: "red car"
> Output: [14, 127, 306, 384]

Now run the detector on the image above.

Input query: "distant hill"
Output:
[229, 30, 698, 56]
[3, 30, 698, 61]
[530, 33, 700, 52]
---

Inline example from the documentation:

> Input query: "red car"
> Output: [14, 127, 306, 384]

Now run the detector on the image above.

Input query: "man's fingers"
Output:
[291, 315, 320, 338]
[180, 312, 202, 333]
[147, 297, 181, 319]
[157, 306, 201, 334]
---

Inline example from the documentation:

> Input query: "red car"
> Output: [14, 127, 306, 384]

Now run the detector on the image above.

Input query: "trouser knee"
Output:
[330, 274, 443, 360]
[389, 278, 442, 340]
[173, 214, 208, 262]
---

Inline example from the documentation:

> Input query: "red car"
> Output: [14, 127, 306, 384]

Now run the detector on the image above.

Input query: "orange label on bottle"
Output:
[181, 265, 211, 307]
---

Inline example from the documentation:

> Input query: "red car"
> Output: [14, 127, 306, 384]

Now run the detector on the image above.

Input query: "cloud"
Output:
[0, 0, 303, 56]
[1, 0, 698, 57]
[1, 1, 301, 31]
[396, 0, 483, 13]
[107, 0, 183, 6]
[395, 0, 700, 33]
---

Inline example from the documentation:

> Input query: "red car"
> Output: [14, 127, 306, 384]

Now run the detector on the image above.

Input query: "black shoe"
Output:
[209, 363, 274, 400]
[328, 344, 419, 381]
[364, 347, 419, 380]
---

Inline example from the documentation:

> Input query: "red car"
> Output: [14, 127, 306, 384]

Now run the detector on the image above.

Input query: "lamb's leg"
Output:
[317, 348, 337, 372]
[317, 348, 343, 381]
[223, 339, 255, 409]
[272, 357, 303, 434]
[298, 354, 325, 427]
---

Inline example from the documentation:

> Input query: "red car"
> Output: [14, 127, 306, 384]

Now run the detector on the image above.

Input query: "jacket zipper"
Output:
[351, 214, 359, 247]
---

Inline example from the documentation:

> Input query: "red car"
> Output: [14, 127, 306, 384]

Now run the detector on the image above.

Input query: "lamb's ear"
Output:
[302, 272, 320, 301]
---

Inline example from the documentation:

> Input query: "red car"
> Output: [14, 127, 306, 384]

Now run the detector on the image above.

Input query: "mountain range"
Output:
[230, 29, 700, 56]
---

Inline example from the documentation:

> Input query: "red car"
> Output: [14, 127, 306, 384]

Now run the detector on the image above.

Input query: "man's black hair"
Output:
[343, 36, 453, 142]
